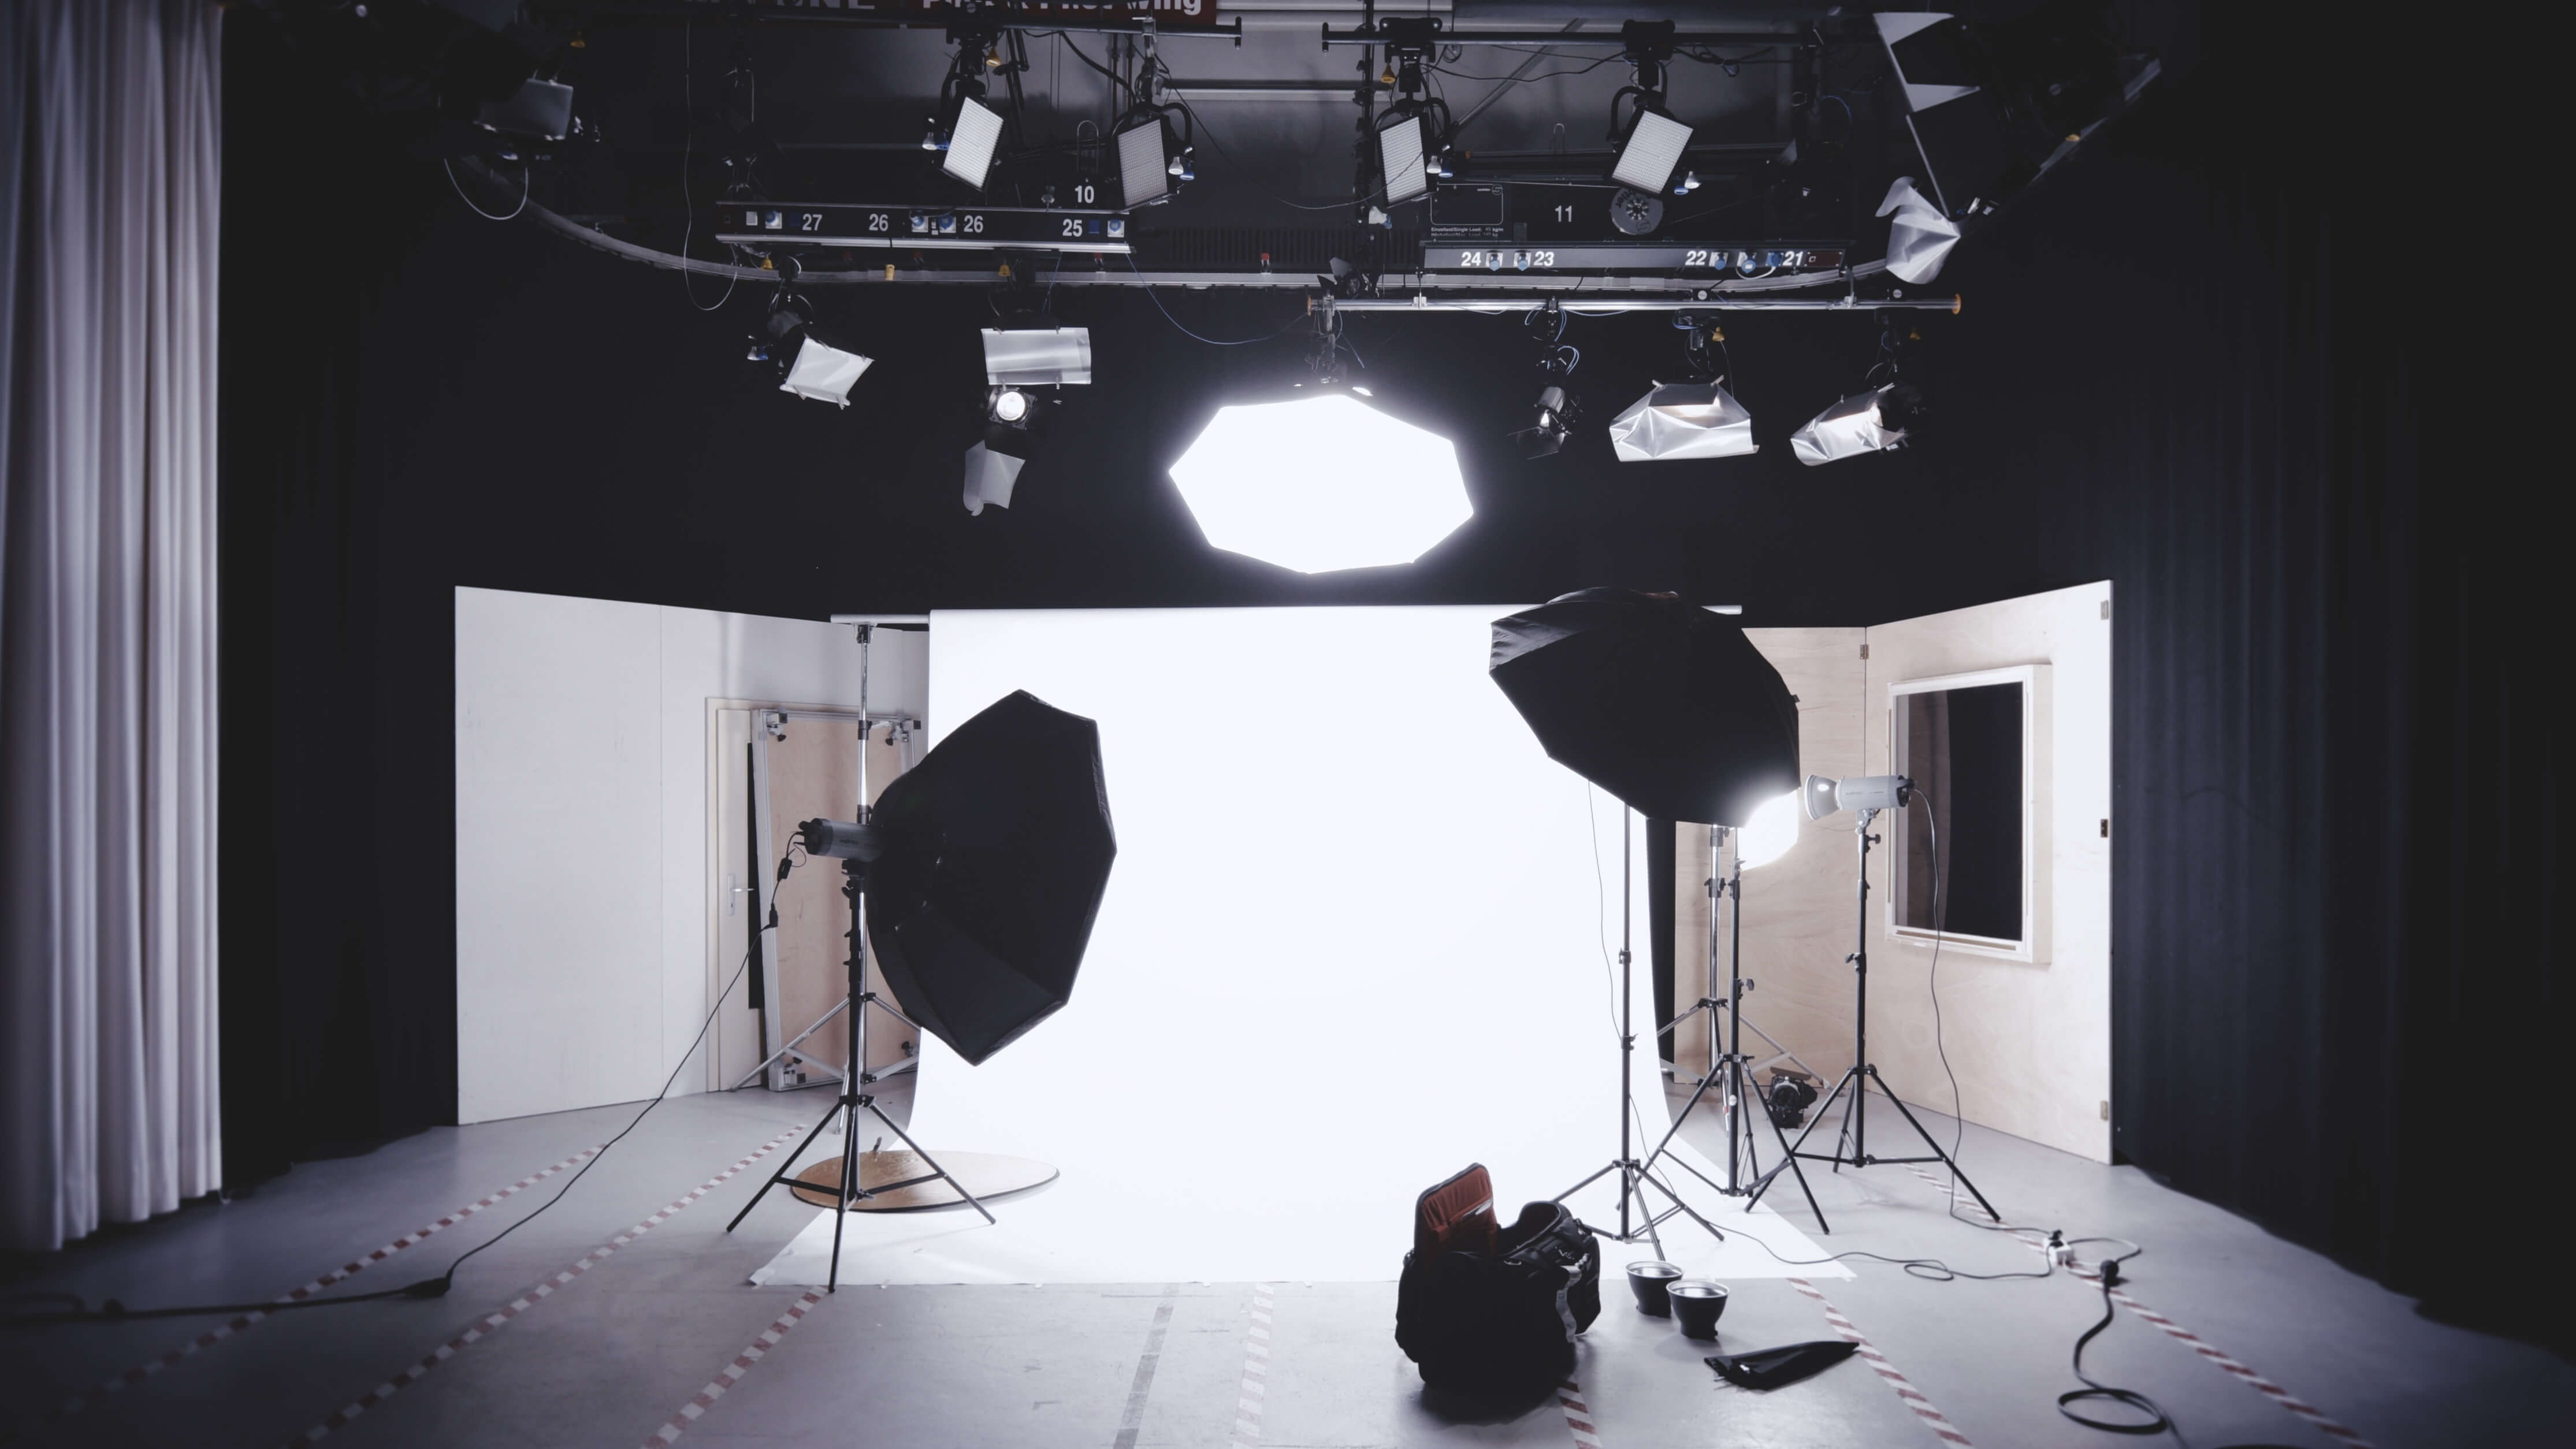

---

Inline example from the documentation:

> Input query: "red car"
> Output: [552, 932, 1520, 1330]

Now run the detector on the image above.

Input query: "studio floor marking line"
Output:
[1556, 1377, 1603, 1449]
[288, 1127, 800, 1447]
[1900, 1164, 2376, 1449]
[1786, 1277, 1975, 1447]
[1230, 1283, 1276, 1447]
[47, 1143, 602, 1426]
[1109, 1284, 1180, 1449]
[642, 1290, 826, 1447]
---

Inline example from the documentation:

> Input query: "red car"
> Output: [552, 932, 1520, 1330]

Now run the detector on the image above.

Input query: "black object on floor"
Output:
[1397, 1167, 1603, 1396]
[1705, 1340, 1861, 1391]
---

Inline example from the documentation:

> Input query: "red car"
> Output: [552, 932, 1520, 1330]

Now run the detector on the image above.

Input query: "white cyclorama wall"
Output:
[453, 588, 925, 1124]
[753, 606, 1837, 1285]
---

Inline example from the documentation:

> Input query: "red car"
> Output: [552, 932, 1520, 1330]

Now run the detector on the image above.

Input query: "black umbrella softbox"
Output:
[865, 690, 1117, 1065]
[1489, 589, 1800, 826]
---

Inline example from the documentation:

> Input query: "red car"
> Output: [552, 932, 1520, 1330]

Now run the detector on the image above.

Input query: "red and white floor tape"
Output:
[1786, 1276, 1977, 1447]
[1230, 1283, 1276, 1447]
[641, 1289, 826, 1447]
[47, 1143, 601, 1425]
[289, 1125, 801, 1446]
[1900, 1162, 2376, 1449]
[1555, 1377, 1603, 1449]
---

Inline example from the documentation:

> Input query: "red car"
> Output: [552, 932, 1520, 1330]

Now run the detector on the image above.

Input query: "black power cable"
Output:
[3, 853, 806, 1328]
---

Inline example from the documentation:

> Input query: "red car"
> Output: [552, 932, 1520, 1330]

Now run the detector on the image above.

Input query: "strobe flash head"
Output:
[988, 386, 1032, 424]
[798, 817, 884, 861]
[1803, 773, 1915, 820]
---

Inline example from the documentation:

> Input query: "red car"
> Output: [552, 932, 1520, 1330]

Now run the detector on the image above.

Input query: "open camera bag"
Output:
[1395, 1163, 1603, 1394]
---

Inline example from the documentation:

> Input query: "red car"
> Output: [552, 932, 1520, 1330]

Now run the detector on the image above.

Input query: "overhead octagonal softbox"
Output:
[1489, 589, 1798, 826]
[867, 689, 1117, 1065]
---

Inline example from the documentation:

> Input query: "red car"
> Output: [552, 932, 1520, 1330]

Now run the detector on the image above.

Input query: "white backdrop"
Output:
[754, 607, 1838, 1284]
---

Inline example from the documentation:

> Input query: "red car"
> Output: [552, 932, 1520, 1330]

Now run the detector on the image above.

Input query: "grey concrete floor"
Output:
[3, 1075, 2569, 1449]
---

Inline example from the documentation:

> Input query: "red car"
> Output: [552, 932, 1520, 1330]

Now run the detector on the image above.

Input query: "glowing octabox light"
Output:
[1167, 393, 1471, 574]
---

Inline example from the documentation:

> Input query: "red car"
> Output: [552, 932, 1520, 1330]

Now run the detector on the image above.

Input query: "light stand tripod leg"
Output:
[864, 1098, 997, 1226]
[1756, 1064, 1863, 1198]
[726, 1092, 849, 1233]
[1864, 1067, 2001, 1222]
[1749, 1061, 1830, 1232]
[827, 1121, 856, 1290]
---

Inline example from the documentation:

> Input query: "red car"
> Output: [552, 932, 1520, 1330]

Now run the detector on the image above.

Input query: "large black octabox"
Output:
[1489, 589, 1800, 827]
[864, 690, 1117, 1066]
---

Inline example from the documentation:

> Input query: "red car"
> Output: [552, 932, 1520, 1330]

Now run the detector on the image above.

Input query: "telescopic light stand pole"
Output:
[1644, 826, 1826, 1228]
[1749, 808, 1998, 1221]
[1553, 809, 1731, 1259]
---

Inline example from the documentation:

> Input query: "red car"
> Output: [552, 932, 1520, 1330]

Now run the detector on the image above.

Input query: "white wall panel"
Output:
[455, 588, 919, 1123]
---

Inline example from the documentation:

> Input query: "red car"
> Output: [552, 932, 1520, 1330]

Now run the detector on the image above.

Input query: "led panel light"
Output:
[1117, 117, 1169, 207]
[1612, 109, 1693, 195]
[942, 95, 1006, 190]
[1168, 393, 1470, 574]
[1379, 115, 1430, 203]
[779, 336, 873, 407]
[1607, 380, 1756, 462]
[981, 328, 1092, 386]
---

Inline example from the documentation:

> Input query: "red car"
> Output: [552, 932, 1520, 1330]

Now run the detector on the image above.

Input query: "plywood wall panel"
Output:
[1862, 584, 2113, 1162]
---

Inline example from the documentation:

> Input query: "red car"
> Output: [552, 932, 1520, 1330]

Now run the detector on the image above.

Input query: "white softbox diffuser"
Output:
[1168, 394, 1471, 573]
[778, 336, 872, 407]
[1608, 381, 1758, 462]
[1790, 385, 1906, 466]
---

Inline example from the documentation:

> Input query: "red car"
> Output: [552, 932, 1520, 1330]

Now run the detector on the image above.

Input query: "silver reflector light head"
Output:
[1803, 772, 1915, 820]
[981, 328, 1092, 386]
[1612, 109, 1693, 195]
[778, 336, 872, 408]
[1791, 385, 1908, 466]
[962, 442, 1025, 515]
[1607, 380, 1756, 462]
[1379, 114, 1430, 203]
[1117, 116, 1169, 206]
[942, 95, 1005, 190]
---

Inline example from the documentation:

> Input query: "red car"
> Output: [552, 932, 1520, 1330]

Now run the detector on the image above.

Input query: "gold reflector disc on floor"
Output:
[787, 1149, 1058, 1212]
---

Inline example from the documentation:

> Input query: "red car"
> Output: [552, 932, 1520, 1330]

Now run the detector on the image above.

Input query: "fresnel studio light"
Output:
[747, 267, 871, 409]
[964, 325, 1091, 516]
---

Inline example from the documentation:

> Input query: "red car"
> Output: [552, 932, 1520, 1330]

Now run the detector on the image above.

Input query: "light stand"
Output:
[1551, 808, 1732, 1257]
[1748, 807, 1999, 1221]
[725, 618, 997, 1293]
[724, 844, 995, 1291]
[1643, 825, 1826, 1227]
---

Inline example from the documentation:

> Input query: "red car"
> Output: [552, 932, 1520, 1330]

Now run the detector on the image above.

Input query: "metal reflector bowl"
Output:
[1607, 381, 1757, 462]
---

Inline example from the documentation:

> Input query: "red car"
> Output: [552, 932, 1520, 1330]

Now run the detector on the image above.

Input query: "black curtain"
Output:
[218, 15, 460, 1180]
[1939, 25, 2560, 1344]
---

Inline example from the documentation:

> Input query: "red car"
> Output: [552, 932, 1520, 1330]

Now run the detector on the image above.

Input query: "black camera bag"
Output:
[1395, 1166, 1603, 1394]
